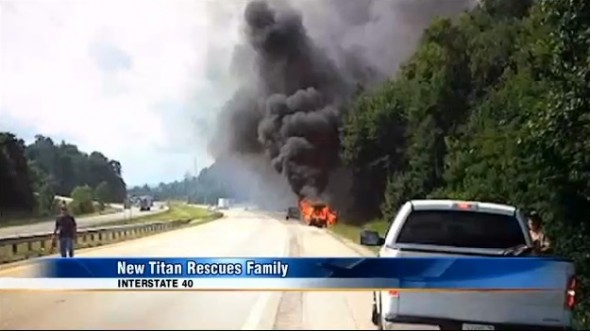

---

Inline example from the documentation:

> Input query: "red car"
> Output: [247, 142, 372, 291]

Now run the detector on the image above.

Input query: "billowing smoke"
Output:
[210, 0, 473, 211]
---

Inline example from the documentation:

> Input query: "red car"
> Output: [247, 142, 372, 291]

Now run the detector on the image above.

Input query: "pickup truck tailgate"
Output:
[391, 249, 573, 327]
[397, 290, 568, 326]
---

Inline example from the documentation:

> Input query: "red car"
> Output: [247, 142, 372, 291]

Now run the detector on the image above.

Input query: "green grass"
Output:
[99, 203, 221, 227]
[330, 219, 390, 254]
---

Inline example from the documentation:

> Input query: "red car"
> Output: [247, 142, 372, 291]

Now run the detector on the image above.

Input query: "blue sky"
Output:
[0, 0, 248, 187]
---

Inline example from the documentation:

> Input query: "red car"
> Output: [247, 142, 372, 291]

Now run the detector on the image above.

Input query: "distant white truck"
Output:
[139, 196, 153, 212]
[361, 199, 577, 331]
[217, 198, 230, 210]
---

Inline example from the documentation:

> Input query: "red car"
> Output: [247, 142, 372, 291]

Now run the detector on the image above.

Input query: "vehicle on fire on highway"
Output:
[298, 199, 338, 228]
[361, 199, 577, 331]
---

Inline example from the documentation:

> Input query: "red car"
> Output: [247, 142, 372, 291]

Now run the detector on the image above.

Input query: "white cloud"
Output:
[0, 0, 247, 186]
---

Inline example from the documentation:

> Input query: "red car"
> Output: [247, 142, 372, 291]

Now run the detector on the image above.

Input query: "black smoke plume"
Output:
[211, 0, 473, 212]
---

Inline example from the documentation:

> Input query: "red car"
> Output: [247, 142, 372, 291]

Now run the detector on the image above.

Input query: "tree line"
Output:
[0, 133, 127, 219]
[128, 163, 234, 204]
[342, 0, 589, 325]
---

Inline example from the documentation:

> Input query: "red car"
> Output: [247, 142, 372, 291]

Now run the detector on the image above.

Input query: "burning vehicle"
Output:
[298, 198, 338, 228]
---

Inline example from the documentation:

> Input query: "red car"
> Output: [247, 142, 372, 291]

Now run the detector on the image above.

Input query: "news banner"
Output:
[0, 257, 570, 291]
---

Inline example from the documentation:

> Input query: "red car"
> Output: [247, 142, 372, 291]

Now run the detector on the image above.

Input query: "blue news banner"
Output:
[34, 257, 571, 291]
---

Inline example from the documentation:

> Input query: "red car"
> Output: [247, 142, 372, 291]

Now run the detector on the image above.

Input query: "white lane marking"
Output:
[240, 291, 280, 330]
[240, 213, 291, 330]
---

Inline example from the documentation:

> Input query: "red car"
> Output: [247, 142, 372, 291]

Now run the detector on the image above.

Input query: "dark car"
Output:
[286, 207, 300, 220]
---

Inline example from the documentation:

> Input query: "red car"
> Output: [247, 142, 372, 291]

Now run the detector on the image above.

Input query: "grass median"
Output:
[0, 206, 120, 228]
[99, 203, 223, 227]
[330, 219, 390, 255]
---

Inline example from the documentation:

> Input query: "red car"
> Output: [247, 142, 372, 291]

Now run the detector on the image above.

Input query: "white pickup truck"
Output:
[360, 200, 577, 331]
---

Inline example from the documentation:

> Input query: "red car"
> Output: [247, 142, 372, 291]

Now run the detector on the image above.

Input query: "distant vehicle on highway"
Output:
[361, 199, 576, 331]
[139, 196, 153, 212]
[285, 207, 300, 220]
[217, 198, 230, 210]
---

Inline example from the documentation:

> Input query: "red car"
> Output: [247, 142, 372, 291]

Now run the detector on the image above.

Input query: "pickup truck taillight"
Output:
[566, 276, 577, 310]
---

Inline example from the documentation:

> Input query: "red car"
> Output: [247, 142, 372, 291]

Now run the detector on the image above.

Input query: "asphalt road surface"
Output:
[0, 203, 167, 239]
[0, 208, 435, 330]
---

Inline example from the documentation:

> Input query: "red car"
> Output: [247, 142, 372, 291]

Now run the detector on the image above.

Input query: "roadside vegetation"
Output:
[0, 133, 126, 224]
[340, 0, 590, 325]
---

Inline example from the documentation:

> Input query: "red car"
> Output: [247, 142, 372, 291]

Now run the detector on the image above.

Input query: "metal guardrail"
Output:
[0, 219, 192, 264]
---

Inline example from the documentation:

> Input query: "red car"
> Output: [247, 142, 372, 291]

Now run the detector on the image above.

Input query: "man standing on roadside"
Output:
[53, 205, 77, 258]
[528, 211, 551, 254]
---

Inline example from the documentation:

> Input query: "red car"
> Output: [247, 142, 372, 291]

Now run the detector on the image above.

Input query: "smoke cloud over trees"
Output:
[210, 0, 473, 211]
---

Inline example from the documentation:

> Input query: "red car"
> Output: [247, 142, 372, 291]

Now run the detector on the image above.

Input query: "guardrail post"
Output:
[0, 244, 12, 263]
[15, 242, 26, 257]
[30, 240, 41, 255]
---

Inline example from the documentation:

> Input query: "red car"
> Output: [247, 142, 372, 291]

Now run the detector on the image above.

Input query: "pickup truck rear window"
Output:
[396, 210, 526, 249]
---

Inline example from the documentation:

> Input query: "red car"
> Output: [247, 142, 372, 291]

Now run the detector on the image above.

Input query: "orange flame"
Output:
[298, 198, 338, 227]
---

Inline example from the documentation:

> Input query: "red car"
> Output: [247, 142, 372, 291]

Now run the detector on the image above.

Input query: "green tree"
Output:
[522, 0, 590, 325]
[38, 183, 58, 216]
[69, 185, 95, 215]
[0, 132, 36, 217]
[26, 135, 127, 202]
[341, 0, 590, 325]
[128, 161, 241, 205]
[94, 181, 112, 211]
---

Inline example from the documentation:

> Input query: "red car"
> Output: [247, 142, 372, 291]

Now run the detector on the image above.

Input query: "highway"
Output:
[54, 196, 123, 210]
[0, 208, 434, 330]
[0, 203, 167, 239]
